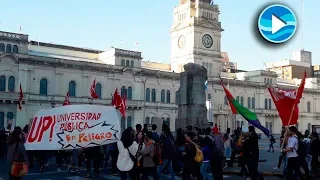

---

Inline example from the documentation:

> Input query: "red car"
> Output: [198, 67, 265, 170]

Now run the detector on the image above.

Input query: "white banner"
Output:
[25, 105, 121, 150]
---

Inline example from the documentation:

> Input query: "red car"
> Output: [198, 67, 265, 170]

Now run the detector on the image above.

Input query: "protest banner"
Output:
[25, 105, 121, 150]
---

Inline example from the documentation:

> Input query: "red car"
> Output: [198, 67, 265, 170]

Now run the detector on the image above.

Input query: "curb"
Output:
[224, 170, 283, 177]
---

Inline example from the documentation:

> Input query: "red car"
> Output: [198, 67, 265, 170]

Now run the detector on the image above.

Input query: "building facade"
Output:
[0, 0, 319, 135]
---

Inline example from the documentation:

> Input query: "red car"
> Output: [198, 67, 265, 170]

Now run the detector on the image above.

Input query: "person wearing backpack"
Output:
[282, 126, 305, 180]
[139, 131, 158, 180]
[201, 128, 212, 180]
[268, 135, 276, 153]
[296, 131, 311, 179]
[209, 128, 224, 180]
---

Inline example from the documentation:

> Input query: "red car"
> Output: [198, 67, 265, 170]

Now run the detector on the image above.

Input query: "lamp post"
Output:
[88, 97, 94, 104]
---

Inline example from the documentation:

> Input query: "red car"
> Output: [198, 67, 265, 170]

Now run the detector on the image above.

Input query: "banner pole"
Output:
[280, 103, 296, 150]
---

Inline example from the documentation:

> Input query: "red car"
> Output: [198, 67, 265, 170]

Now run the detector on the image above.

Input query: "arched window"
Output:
[264, 98, 268, 109]
[0, 43, 4, 52]
[264, 78, 266, 83]
[121, 86, 127, 97]
[126, 60, 130, 67]
[247, 97, 251, 108]
[127, 86, 132, 100]
[121, 116, 125, 130]
[12, 45, 18, 53]
[307, 102, 311, 112]
[224, 96, 228, 105]
[269, 122, 272, 133]
[131, 60, 134, 68]
[208, 94, 211, 100]
[121, 59, 125, 66]
[69, 81, 76, 97]
[236, 96, 239, 102]
[270, 79, 273, 84]
[252, 97, 255, 109]
[240, 96, 244, 105]
[268, 99, 272, 109]
[6, 44, 12, 53]
[8, 76, 15, 92]
[127, 116, 132, 128]
[0, 75, 6, 91]
[0, 112, 4, 129]
[95, 83, 102, 99]
[166, 90, 171, 103]
[151, 89, 156, 102]
[39, 78, 48, 95]
[308, 123, 312, 132]
[164, 118, 170, 128]
[145, 117, 150, 124]
[161, 90, 165, 103]
[146, 88, 150, 102]
[7, 112, 13, 120]
[151, 117, 155, 124]
[265, 122, 269, 129]
[175, 91, 179, 104]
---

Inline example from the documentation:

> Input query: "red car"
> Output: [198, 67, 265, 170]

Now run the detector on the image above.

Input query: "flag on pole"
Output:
[222, 83, 269, 136]
[18, 84, 23, 110]
[63, 92, 70, 106]
[111, 89, 126, 117]
[268, 72, 306, 126]
[90, 79, 99, 99]
[119, 94, 127, 117]
[210, 0, 214, 6]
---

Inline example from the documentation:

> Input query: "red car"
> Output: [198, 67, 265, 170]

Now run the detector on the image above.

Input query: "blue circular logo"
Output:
[258, 4, 297, 44]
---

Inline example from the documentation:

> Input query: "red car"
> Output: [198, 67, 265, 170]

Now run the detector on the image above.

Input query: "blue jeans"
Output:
[176, 146, 185, 171]
[225, 147, 231, 160]
[157, 159, 176, 180]
[201, 161, 212, 180]
[306, 155, 312, 171]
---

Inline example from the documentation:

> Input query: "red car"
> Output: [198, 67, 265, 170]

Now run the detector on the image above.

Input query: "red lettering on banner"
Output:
[37, 116, 54, 142]
[28, 116, 55, 143]
[28, 117, 43, 143]
[78, 132, 113, 143]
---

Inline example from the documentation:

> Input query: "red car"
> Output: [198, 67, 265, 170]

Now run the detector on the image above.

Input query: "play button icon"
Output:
[258, 4, 297, 44]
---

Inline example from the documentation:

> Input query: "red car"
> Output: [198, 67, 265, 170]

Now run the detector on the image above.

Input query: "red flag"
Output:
[111, 89, 122, 107]
[118, 94, 127, 117]
[18, 84, 23, 110]
[63, 92, 70, 106]
[222, 84, 237, 114]
[90, 79, 99, 99]
[268, 72, 306, 126]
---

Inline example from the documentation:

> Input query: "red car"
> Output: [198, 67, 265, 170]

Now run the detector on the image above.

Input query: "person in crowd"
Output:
[210, 127, 224, 180]
[0, 129, 8, 158]
[151, 124, 160, 143]
[142, 124, 148, 135]
[139, 131, 158, 180]
[303, 132, 312, 172]
[237, 133, 249, 178]
[296, 131, 311, 179]
[310, 132, 320, 176]
[68, 149, 81, 173]
[224, 128, 231, 161]
[274, 128, 286, 170]
[157, 127, 176, 180]
[135, 131, 145, 180]
[109, 142, 119, 176]
[200, 129, 212, 180]
[135, 124, 142, 140]
[268, 134, 275, 153]
[117, 128, 139, 180]
[22, 125, 28, 143]
[175, 128, 186, 174]
[136, 131, 145, 145]
[243, 126, 264, 180]
[212, 124, 219, 134]
[282, 126, 305, 180]
[7, 130, 28, 180]
[228, 129, 240, 167]
[84, 146, 102, 178]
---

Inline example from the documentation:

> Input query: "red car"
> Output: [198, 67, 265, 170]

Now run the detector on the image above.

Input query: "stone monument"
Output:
[176, 63, 209, 130]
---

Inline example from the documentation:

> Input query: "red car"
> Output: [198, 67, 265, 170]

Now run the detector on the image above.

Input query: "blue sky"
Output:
[1, 0, 318, 70]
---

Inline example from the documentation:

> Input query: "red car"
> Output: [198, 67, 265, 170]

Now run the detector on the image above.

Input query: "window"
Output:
[146, 88, 150, 102]
[126, 60, 130, 67]
[265, 122, 269, 129]
[164, 118, 170, 128]
[0, 75, 6, 91]
[6, 44, 12, 53]
[12, 45, 18, 53]
[307, 102, 311, 112]
[127, 116, 132, 128]
[166, 90, 171, 103]
[7, 112, 13, 120]
[131, 60, 134, 68]
[208, 94, 211, 100]
[0, 43, 4, 52]
[127, 87, 132, 100]
[268, 99, 272, 109]
[8, 76, 15, 92]
[95, 83, 102, 99]
[264, 99, 268, 109]
[121, 59, 125, 66]
[247, 97, 251, 108]
[252, 97, 255, 109]
[176, 91, 179, 104]
[224, 96, 228, 105]
[69, 81, 76, 97]
[145, 117, 150, 124]
[121, 86, 127, 97]
[39, 78, 48, 95]
[269, 122, 272, 133]
[270, 79, 272, 84]
[121, 116, 125, 130]
[0, 112, 4, 129]
[240, 96, 244, 105]
[151, 89, 156, 102]
[236, 96, 239, 102]
[161, 90, 165, 103]
[151, 117, 155, 124]
[264, 78, 266, 83]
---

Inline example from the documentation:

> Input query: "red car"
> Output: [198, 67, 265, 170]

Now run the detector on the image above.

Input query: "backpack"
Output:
[11, 143, 28, 177]
[293, 137, 307, 158]
[192, 142, 204, 163]
[208, 134, 224, 156]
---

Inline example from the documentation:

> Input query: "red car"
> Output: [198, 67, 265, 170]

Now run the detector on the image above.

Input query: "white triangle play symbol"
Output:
[272, 14, 286, 34]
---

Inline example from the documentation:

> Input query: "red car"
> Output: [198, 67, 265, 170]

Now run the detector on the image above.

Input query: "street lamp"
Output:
[50, 98, 55, 108]
[88, 97, 94, 104]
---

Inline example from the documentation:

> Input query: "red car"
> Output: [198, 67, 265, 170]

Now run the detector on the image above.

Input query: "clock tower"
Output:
[170, 0, 224, 75]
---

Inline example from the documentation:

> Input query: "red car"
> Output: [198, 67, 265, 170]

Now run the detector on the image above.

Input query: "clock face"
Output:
[202, 34, 213, 48]
[178, 35, 186, 48]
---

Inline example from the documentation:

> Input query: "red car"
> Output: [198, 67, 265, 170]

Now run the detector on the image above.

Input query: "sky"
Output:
[0, 0, 318, 70]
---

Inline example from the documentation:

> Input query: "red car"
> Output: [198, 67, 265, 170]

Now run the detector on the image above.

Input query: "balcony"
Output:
[145, 102, 178, 109]
[0, 91, 19, 103]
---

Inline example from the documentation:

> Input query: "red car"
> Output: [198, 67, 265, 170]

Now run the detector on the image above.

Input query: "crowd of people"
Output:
[1, 123, 320, 180]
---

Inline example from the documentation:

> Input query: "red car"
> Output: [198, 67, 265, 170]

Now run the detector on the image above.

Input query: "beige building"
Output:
[0, 0, 319, 135]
